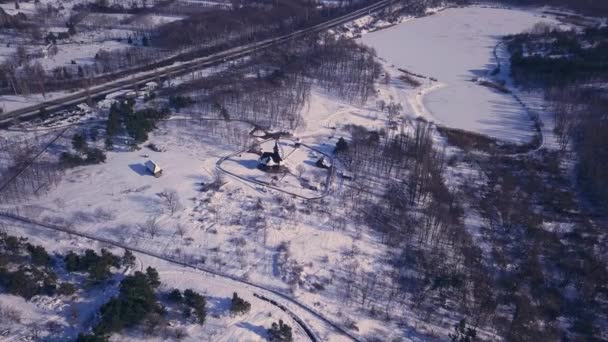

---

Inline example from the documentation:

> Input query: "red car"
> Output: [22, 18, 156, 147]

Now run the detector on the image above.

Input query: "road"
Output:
[0, 0, 397, 127]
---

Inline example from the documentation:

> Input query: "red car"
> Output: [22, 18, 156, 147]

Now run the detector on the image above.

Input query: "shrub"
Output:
[85, 148, 107, 164]
[167, 289, 183, 303]
[335, 137, 348, 153]
[57, 282, 77, 296]
[183, 289, 207, 325]
[26, 244, 51, 266]
[0, 266, 58, 299]
[93, 270, 162, 335]
[230, 292, 251, 315]
[64, 249, 120, 283]
[267, 319, 293, 342]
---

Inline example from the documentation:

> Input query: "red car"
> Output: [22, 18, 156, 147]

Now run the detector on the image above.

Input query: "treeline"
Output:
[470, 151, 608, 340]
[105, 99, 170, 148]
[507, 25, 608, 85]
[0, 232, 135, 301]
[495, 0, 608, 16]
[507, 25, 608, 209]
[0, 0, 382, 96]
[168, 34, 381, 131]
[331, 120, 607, 339]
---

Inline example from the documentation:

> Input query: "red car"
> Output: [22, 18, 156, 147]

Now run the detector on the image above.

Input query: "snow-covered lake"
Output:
[360, 6, 553, 143]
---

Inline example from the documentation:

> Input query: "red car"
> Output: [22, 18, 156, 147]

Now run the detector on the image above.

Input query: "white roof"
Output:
[145, 160, 162, 173]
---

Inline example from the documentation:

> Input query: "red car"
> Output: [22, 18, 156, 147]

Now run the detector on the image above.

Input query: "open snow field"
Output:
[360, 6, 557, 143]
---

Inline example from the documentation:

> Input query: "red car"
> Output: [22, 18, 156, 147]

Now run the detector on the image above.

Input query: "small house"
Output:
[145, 160, 163, 177]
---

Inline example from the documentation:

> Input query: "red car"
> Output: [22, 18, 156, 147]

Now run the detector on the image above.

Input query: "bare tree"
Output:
[158, 189, 181, 216]
[175, 223, 187, 238]
[296, 164, 306, 178]
[141, 216, 161, 238]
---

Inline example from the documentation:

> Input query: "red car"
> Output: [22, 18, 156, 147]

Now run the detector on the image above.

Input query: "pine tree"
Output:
[230, 292, 251, 315]
[106, 103, 121, 136]
[72, 133, 87, 152]
[335, 137, 348, 153]
[146, 267, 160, 288]
[267, 320, 293, 342]
[122, 250, 136, 268]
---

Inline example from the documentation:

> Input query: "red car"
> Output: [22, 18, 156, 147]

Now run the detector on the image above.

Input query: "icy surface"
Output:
[360, 6, 555, 143]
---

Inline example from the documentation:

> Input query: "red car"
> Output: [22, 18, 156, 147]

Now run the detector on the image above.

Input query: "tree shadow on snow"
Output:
[236, 322, 268, 339]
[206, 295, 232, 316]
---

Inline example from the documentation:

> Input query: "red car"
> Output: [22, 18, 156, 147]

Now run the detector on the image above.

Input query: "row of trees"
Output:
[495, 0, 608, 16]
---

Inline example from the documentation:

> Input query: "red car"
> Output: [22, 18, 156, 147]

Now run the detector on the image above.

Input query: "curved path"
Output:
[0, 211, 360, 341]
[216, 138, 335, 201]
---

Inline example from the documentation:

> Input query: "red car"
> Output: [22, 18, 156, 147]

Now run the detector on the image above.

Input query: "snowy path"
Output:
[0, 212, 358, 342]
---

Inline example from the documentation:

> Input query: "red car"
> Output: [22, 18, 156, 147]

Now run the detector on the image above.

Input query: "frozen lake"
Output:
[360, 6, 552, 143]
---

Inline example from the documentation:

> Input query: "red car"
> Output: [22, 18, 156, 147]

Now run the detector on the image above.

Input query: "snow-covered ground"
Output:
[359, 6, 557, 143]
[0, 4, 572, 341]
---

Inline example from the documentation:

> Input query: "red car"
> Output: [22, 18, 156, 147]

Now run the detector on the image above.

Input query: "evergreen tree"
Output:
[94, 271, 161, 335]
[122, 249, 136, 268]
[146, 266, 160, 288]
[26, 244, 51, 266]
[85, 148, 106, 164]
[72, 133, 87, 152]
[183, 289, 207, 325]
[335, 137, 348, 153]
[230, 292, 251, 315]
[106, 103, 121, 136]
[167, 289, 183, 303]
[77, 333, 108, 342]
[267, 320, 293, 342]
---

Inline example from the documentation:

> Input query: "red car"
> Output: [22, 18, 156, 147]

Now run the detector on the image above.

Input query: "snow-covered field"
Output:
[0, 4, 571, 341]
[360, 6, 557, 143]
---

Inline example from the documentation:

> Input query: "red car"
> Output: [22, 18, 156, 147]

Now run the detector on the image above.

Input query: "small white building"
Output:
[145, 160, 163, 177]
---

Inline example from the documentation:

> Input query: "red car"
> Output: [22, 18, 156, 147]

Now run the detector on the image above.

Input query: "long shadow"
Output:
[206, 295, 232, 316]
[128, 163, 149, 176]
[236, 322, 268, 339]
